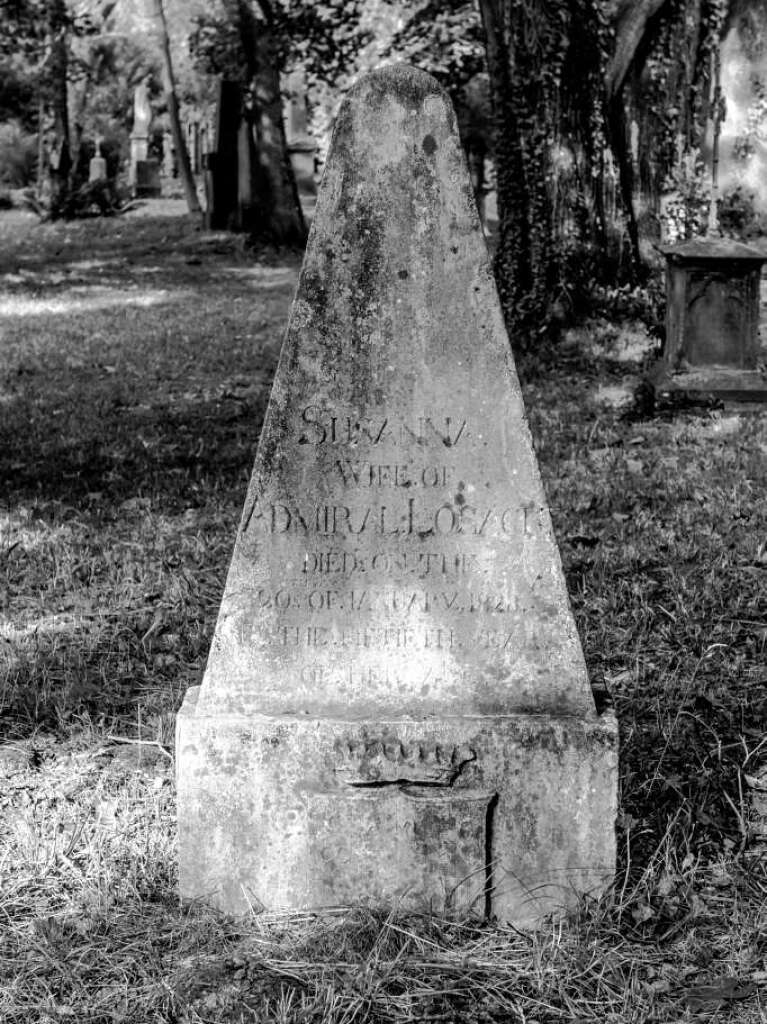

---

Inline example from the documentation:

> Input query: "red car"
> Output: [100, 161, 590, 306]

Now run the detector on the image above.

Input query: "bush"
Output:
[585, 274, 666, 339]
[0, 120, 37, 186]
[718, 185, 766, 239]
[50, 178, 127, 220]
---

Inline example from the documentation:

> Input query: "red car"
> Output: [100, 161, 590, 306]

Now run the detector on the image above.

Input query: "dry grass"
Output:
[1, 207, 767, 1021]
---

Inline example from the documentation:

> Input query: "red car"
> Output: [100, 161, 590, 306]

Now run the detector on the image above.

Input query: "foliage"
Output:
[386, 0, 485, 101]
[627, 0, 729, 209]
[585, 275, 666, 337]
[0, 0, 97, 91]
[189, 0, 371, 88]
[0, 60, 37, 128]
[731, 74, 767, 162]
[661, 147, 711, 242]
[717, 184, 766, 237]
[0, 120, 37, 187]
[69, 33, 157, 144]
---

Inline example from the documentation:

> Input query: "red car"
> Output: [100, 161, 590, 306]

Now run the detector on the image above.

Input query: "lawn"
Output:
[1, 205, 766, 1022]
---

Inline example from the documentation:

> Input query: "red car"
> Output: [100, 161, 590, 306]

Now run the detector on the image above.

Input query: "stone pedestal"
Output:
[650, 238, 767, 404]
[134, 159, 161, 198]
[88, 155, 107, 183]
[178, 696, 616, 923]
[284, 66, 317, 195]
[129, 133, 148, 189]
[177, 65, 617, 927]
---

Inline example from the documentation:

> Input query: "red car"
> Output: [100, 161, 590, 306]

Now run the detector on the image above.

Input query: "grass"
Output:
[1, 206, 767, 1021]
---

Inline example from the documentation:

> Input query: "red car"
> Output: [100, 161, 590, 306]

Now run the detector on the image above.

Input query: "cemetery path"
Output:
[1, 208, 766, 1023]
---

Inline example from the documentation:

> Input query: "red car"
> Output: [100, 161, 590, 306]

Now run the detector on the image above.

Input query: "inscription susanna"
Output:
[297, 407, 468, 448]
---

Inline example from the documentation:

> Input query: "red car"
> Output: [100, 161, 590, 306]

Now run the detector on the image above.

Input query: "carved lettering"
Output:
[298, 407, 469, 448]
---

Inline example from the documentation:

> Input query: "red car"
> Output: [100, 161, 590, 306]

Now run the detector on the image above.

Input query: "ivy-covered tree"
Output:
[607, 0, 730, 242]
[478, 0, 609, 342]
[397, 0, 736, 346]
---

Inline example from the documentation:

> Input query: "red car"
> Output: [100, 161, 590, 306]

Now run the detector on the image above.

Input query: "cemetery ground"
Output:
[0, 206, 766, 1024]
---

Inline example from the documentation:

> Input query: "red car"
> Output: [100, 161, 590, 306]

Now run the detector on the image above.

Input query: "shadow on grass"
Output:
[0, 222, 292, 736]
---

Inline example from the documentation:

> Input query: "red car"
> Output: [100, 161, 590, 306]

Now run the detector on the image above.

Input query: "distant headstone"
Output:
[134, 159, 161, 198]
[284, 66, 317, 195]
[650, 238, 767, 404]
[129, 79, 152, 190]
[88, 137, 107, 183]
[177, 65, 617, 926]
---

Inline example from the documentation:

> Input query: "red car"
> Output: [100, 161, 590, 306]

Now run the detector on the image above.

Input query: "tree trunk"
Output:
[150, 0, 201, 215]
[230, 0, 306, 243]
[606, 97, 642, 277]
[605, 0, 670, 101]
[478, 0, 553, 344]
[41, 0, 71, 216]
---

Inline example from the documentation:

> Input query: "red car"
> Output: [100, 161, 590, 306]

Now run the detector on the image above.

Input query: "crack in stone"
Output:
[346, 754, 477, 788]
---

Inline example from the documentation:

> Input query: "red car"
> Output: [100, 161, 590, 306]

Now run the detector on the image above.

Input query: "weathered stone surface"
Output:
[651, 239, 767, 404]
[177, 64, 618, 924]
[178, 690, 617, 923]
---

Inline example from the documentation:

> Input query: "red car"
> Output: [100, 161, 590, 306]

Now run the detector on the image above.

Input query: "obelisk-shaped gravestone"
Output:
[177, 65, 617, 926]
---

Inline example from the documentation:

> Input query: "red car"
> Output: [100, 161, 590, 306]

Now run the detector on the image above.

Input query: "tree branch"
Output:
[605, 0, 669, 100]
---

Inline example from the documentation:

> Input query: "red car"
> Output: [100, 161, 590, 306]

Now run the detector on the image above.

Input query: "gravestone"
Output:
[284, 66, 317, 196]
[177, 65, 618, 926]
[88, 137, 107, 183]
[129, 79, 151, 190]
[650, 238, 767, 404]
[134, 159, 161, 198]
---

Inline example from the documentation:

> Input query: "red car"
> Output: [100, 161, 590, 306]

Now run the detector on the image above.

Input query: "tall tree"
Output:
[0, 0, 94, 214]
[225, 0, 305, 240]
[478, 0, 609, 342]
[150, 0, 201, 214]
[191, 0, 370, 242]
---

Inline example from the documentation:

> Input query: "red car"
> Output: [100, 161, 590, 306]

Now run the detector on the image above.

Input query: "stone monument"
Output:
[177, 65, 618, 927]
[650, 238, 767, 404]
[129, 79, 151, 190]
[88, 136, 107, 183]
[284, 66, 317, 195]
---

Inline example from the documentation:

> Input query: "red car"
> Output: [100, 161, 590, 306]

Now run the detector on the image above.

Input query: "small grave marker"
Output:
[651, 238, 767, 404]
[177, 65, 617, 926]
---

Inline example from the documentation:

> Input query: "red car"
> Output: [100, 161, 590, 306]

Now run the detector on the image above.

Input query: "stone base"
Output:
[649, 361, 767, 405]
[176, 687, 618, 926]
[133, 159, 162, 199]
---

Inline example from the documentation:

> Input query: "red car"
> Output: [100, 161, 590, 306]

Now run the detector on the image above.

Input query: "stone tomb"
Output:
[650, 238, 767, 404]
[177, 65, 618, 926]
